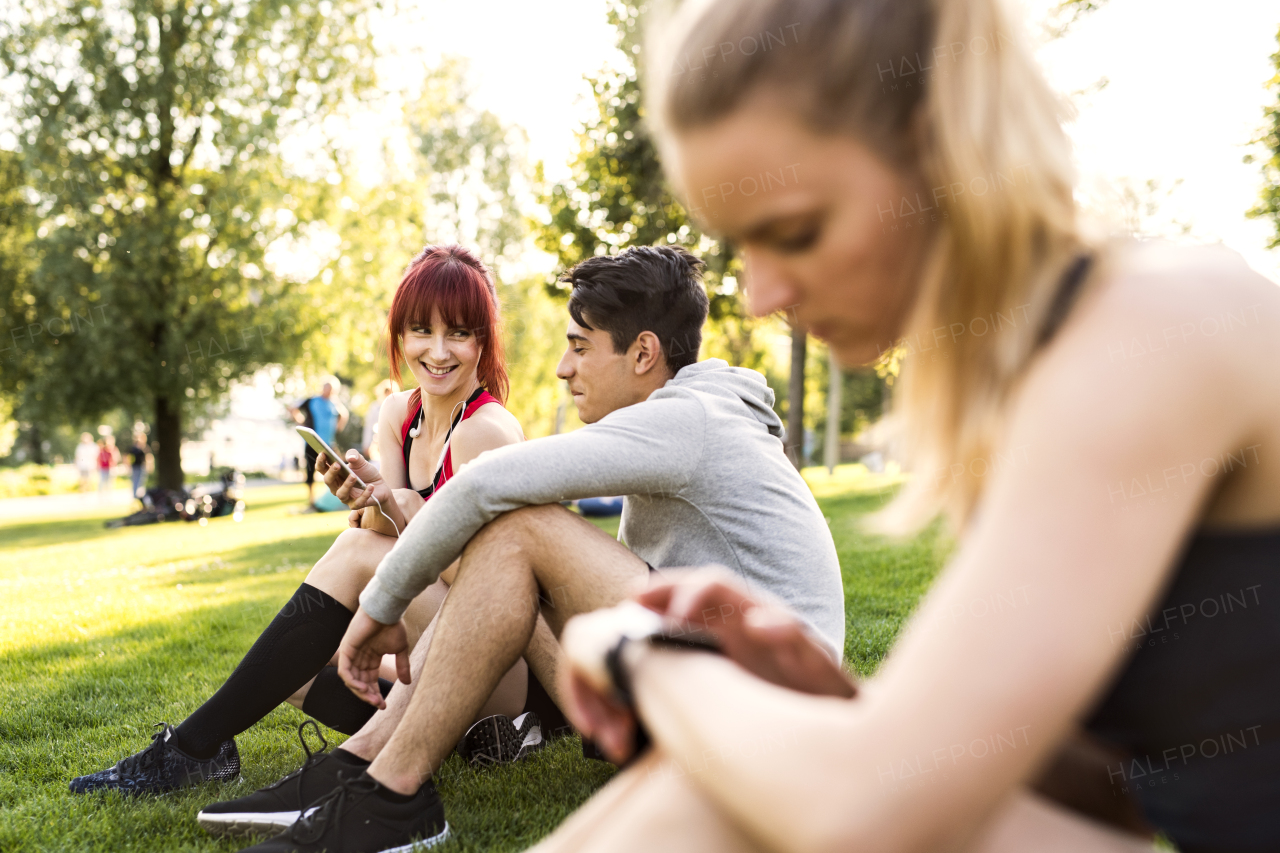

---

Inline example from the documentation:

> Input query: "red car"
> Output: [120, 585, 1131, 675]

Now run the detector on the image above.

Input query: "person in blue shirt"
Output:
[289, 376, 349, 508]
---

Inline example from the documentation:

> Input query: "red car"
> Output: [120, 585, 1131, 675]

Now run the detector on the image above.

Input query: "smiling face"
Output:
[401, 307, 482, 399]
[665, 97, 933, 366]
[556, 318, 662, 424]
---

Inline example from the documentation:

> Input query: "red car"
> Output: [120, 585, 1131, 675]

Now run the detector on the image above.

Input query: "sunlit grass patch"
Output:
[0, 479, 943, 851]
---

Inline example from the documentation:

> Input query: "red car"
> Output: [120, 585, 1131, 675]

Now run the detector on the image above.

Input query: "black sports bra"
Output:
[1040, 251, 1280, 851]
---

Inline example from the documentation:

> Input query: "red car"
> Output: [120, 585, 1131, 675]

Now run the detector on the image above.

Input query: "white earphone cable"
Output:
[369, 493, 401, 538]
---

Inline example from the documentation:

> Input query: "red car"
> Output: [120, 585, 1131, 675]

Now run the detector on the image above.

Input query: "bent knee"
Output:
[491, 503, 572, 537]
[471, 502, 570, 555]
[310, 528, 389, 584]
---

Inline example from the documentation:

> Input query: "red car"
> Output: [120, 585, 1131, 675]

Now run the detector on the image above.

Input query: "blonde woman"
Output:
[548, 1, 1280, 851]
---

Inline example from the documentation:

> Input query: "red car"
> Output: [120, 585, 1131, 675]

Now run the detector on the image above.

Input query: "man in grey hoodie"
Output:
[219, 246, 843, 853]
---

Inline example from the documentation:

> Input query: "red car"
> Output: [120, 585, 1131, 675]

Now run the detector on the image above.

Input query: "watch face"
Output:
[614, 600, 666, 641]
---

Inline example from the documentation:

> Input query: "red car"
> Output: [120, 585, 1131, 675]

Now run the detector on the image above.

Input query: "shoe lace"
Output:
[289, 769, 378, 845]
[115, 723, 170, 777]
[265, 720, 330, 793]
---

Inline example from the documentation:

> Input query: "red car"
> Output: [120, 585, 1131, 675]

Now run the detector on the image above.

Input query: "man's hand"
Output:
[337, 608, 411, 709]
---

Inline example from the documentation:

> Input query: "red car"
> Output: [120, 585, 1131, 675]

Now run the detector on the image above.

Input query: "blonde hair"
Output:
[649, 0, 1088, 533]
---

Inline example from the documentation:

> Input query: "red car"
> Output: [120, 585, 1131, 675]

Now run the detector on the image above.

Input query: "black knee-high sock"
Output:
[174, 583, 354, 759]
[301, 666, 393, 735]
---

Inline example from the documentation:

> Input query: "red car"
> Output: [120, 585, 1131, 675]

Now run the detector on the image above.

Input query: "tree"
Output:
[298, 59, 537, 433]
[535, 0, 773, 374]
[1248, 27, 1280, 250]
[0, 0, 379, 487]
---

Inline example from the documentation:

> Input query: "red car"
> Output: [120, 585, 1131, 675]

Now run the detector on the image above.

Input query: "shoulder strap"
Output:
[419, 387, 489, 498]
[461, 389, 499, 420]
[1034, 252, 1094, 351]
[399, 389, 423, 446]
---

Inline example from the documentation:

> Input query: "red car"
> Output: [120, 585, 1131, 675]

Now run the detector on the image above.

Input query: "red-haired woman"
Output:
[70, 246, 537, 810]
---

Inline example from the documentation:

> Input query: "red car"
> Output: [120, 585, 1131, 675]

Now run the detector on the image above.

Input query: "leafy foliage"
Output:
[1247, 27, 1280, 250]
[0, 0, 380, 485]
[534, 0, 771, 371]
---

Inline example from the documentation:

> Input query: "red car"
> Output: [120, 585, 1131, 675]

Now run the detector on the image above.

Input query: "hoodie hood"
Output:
[666, 359, 784, 438]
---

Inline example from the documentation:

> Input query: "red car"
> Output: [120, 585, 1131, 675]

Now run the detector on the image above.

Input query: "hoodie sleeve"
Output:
[359, 393, 707, 624]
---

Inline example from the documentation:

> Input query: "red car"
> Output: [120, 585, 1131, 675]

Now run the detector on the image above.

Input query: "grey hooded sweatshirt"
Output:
[360, 358, 846, 656]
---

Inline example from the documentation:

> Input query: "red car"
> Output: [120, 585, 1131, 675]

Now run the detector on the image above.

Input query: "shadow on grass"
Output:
[0, 512, 137, 550]
[0, 488, 307, 551]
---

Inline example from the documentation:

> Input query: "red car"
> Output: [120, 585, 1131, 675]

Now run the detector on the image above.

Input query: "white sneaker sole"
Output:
[376, 822, 451, 852]
[196, 807, 316, 838]
[198, 811, 449, 849]
[460, 713, 544, 768]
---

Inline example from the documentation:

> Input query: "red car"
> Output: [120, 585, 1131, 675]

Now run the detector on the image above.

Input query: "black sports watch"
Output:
[603, 623, 723, 710]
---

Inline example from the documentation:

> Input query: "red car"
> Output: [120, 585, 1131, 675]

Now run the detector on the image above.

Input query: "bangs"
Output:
[393, 260, 493, 334]
[385, 245, 509, 402]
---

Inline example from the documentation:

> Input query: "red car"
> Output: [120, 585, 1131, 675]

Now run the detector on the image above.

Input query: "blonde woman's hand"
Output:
[635, 568, 857, 699]
[559, 602, 664, 764]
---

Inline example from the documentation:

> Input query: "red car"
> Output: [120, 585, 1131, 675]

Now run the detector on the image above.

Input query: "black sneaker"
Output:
[239, 771, 449, 853]
[199, 721, 369, 838]
[457, 712, 544, 768]
[69, 722, 239, 794]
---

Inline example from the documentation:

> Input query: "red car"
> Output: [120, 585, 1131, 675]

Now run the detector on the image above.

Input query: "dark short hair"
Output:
[562, 245, 708, 374]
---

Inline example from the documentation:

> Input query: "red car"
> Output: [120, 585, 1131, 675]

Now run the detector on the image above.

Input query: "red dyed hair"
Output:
[386, 245, 509, 403]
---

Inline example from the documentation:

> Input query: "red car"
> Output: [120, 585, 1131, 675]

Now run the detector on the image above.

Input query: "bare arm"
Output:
[375, 392, 411, 491]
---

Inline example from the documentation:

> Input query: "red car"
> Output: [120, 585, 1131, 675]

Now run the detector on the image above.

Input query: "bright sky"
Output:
[369, 0, 623, 183]
[374, 0, 1280, 283]
[1032, 0, 1280, 283]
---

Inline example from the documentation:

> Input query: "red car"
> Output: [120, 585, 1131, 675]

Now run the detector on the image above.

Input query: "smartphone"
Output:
[296, 426, 367, 489]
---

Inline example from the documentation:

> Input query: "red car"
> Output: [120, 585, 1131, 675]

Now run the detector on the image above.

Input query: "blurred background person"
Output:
[127, 428, 151, 503]
[74, 432, 97, 493]
[362, 379, 397, 462]
[289, 376, 349, 509]
[96, 432, 119, 497]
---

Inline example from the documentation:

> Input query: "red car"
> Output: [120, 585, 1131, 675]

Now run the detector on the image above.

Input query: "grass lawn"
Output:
[0, 467, 946, 853]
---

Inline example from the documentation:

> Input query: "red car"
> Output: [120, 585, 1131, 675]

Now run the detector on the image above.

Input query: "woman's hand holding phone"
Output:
[316, 449, 407, 537]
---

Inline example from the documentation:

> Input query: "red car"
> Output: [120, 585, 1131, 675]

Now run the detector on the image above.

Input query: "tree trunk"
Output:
[825, 349, 842, 474]
[786, 326, 807, 469]
[154, 395, 184, 490]
[28, 423, 45, 465]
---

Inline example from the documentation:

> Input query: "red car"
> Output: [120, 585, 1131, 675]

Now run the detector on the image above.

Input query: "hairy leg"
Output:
[525, 615, 564, 711]
[365, 504, 647, 793]
[340, 593, 532, 761]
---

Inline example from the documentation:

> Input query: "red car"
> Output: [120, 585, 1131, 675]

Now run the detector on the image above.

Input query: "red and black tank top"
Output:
[398, 387, 498, 501]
